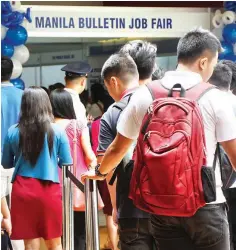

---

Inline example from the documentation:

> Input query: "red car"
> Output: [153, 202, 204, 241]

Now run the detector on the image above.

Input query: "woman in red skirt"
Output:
[1, 87, 72, 250]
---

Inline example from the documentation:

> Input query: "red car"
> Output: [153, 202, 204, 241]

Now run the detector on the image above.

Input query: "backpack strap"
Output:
[113, 93, 133, 112]
[146, 80, 168, 100]
[186, 83, 216, 101]
[108, 93, 134, 186]
[146, 80, 216, 102]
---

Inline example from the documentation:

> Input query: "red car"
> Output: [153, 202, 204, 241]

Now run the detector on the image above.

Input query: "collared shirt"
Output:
[65, 88, 87, 127]
[117, 70, 236, 204]
[98, 88, 149, 219]
[1, 82, 23, 152]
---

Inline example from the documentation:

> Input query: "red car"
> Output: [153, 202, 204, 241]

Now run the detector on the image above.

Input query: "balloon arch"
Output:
[212, 1, 236, 62]
[1, 1, 32, 90]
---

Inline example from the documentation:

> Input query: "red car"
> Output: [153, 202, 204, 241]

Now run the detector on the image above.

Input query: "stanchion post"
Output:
[85, 179, 93, 250]
[91, 180, 100, 250]
[62, 165, 74, 250]
[85, 179, 100, 250]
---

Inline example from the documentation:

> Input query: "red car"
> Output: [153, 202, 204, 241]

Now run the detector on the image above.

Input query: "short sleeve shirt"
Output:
[1, 123, 73, 183]
[98, 91, 149, 219]
[117, 71, 236, 204]
[65, 88, 88, 127]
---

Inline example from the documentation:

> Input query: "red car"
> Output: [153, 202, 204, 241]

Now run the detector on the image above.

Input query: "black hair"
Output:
[18, 87, 54, 166]
[41, 86, 50, 96]
[80, 89, 89, 107]
[50, 88, 76, 120]
[65, 74, 83, 82]
[152, 67, 165, 81]
[177, 28, 222, 64]
[209, 63, 232, 91]
[221, 60, 236, 90]
[1, 56, 13, 81]
[119, 40, 157, 80]
[90, 83, 114, 112]
[49, 82, 65, 92]
[101, 53, 138, 84]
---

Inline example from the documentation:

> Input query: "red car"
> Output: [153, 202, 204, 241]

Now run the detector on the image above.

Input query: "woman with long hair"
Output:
[1, 87, 72, 250]
[50, 89, 97, 250]
[87, 83, 114, 119]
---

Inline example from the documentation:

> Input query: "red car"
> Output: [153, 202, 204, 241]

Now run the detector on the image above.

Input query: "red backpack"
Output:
[129, 81, 216, 217]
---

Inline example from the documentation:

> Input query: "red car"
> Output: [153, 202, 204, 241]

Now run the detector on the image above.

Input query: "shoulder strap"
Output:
[185, 83, 216, 101]
[113, 93, 133, 112]
[147, 80, 216, 102]
[96, 102, 104, 114]
[146, 80, 168, 100]
[72, 120, 77, 176]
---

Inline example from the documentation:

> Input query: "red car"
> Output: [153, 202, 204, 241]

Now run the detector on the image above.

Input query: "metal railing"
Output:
[62, 165, 100, 250]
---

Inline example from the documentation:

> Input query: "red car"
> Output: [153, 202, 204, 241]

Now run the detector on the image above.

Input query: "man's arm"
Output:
[81, 133, 133, 182]
[81, 86, 152, 182]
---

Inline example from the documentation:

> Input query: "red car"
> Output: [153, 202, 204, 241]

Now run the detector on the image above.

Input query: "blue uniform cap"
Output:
[61, 61, 92, 77]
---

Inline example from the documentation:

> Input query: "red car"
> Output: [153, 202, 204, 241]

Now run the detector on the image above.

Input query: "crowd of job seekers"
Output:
[1, 27, 236, 250]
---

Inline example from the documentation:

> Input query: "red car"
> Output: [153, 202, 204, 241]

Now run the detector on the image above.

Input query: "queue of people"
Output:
[81, 28, 236, 250]
[1, 27, 236, 250]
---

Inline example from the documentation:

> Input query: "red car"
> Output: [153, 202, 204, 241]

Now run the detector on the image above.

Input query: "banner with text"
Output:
[22, 6, 211, 38]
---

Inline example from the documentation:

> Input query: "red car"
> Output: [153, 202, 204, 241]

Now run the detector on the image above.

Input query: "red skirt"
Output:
[11, 175, 62, 240]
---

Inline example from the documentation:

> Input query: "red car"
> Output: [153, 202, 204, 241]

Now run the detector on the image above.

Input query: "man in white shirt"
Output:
[62, 61, 92, 126]
[82, 28, 236, 250]
[209, 62, 236, 250]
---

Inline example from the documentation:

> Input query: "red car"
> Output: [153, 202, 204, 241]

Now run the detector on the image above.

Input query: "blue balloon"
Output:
[223, 24, 236, 44]
[224, 54, 236, 62]
[10, 78, 25, 90]
[5, 25, 28, 46]
[1, 8, 32, 28]
[219, 41, 234, 59]
[1, 40, 14, 57]
[224, 1, 236, 12]
[1, 1, 12, 15]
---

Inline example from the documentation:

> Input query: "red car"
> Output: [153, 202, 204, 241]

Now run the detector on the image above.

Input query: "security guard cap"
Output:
[61, 61, 92, 77]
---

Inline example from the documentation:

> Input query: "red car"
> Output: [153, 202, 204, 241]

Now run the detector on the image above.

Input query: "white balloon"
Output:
[212, 14, 224, 28]
[215, 9, 222, 16]
[212, 27, 224, 41]
[11, 59, 23, 79]
[234, 43, 236, 55]
[10, 1, 21, 11]
[222, 11, 236, 25]
[12, 45, 30, 64]
[1, 25, 7, 40]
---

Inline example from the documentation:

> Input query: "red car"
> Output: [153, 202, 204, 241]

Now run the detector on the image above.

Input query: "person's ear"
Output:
[199, 57, 208, 71]
[110, 76, 118, 87]
[80, 78, 85, 86]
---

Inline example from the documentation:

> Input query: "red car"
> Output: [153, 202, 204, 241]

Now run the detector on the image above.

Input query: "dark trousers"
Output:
[150, 203, 230, 250]
[74, 211, 86, 250]
[118, 218, 154, 250]
[224, 188, 236, 250]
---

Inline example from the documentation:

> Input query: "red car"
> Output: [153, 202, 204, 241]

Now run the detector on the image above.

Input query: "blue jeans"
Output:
[118, 218, 154, 250]
[150, 203, 230, 250]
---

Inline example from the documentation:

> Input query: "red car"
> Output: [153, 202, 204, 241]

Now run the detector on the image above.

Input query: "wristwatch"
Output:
[95, 164, 108, 178]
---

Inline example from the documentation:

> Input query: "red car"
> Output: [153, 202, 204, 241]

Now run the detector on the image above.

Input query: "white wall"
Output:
[21, 54, 178, 89]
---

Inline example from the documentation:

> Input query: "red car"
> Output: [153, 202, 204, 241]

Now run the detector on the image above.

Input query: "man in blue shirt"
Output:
[1, 56, 23, 151]
[1, 56, 23, 248]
